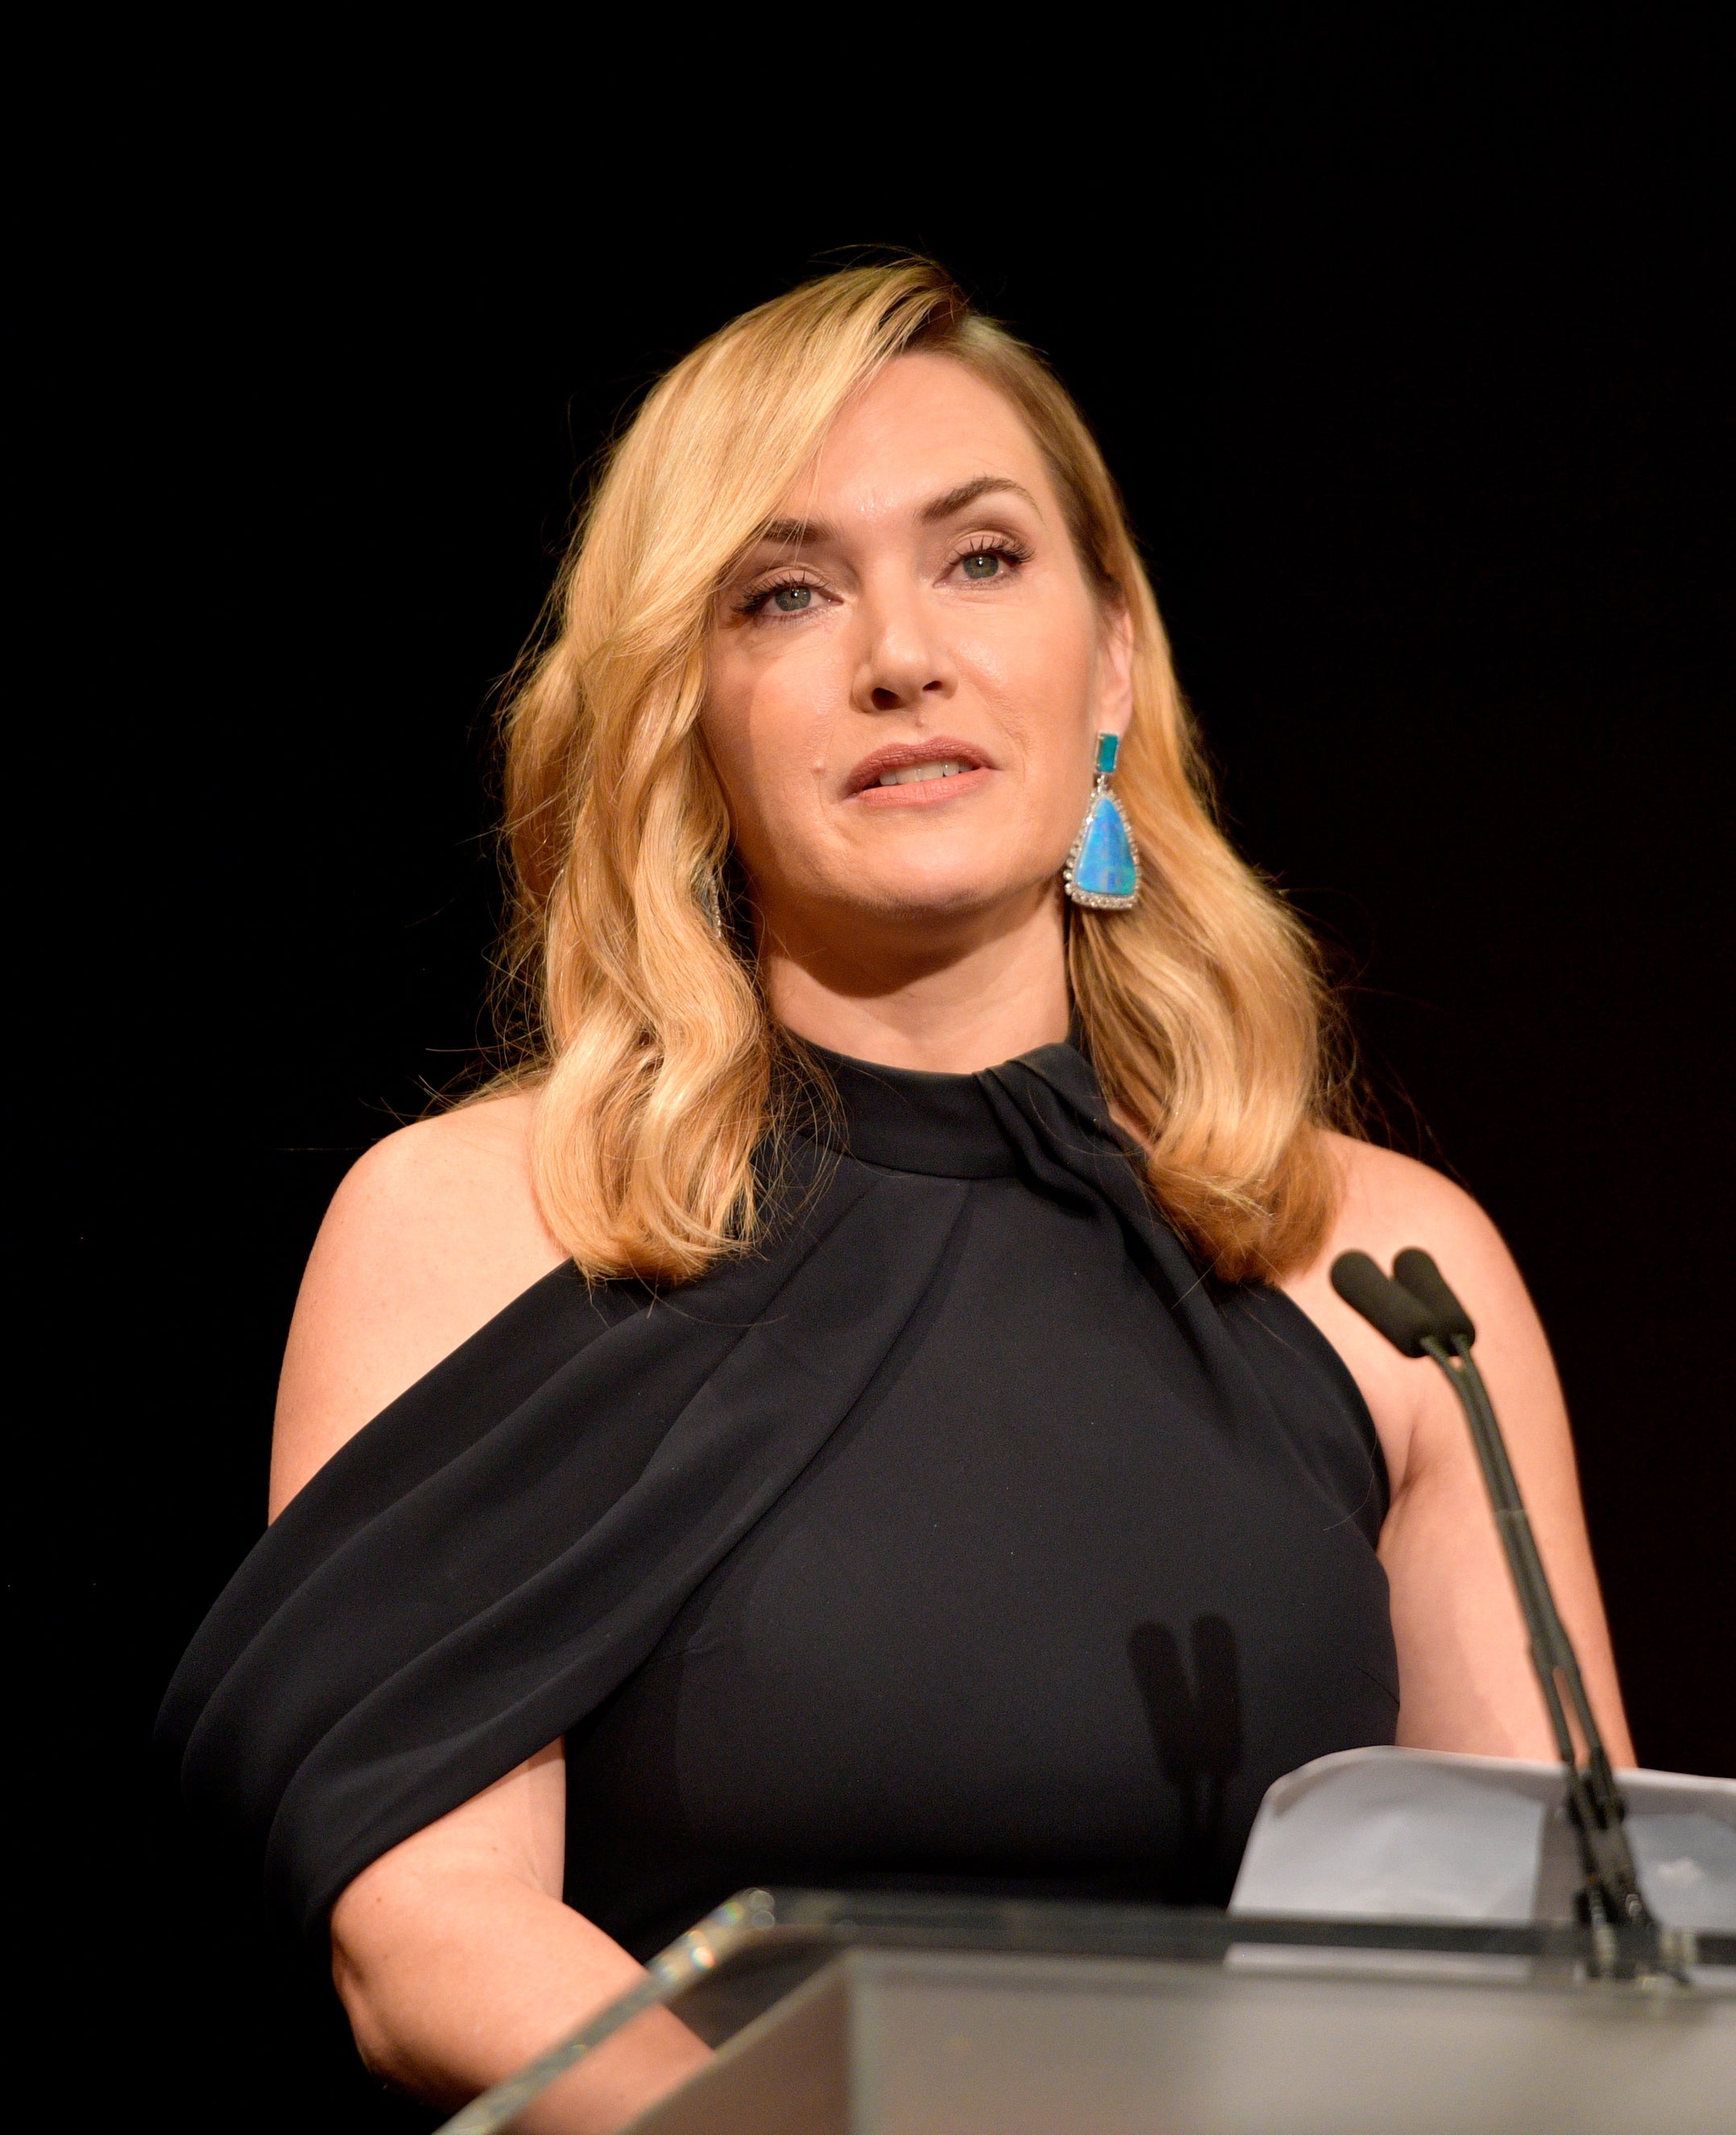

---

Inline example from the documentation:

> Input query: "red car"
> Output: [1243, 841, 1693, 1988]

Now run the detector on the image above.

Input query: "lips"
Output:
[844, 737, 993, 798]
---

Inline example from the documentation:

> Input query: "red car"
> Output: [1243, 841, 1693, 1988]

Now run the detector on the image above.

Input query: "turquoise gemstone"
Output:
[1095, 732, 1121, 775]
[1074, 794, 1138, 900]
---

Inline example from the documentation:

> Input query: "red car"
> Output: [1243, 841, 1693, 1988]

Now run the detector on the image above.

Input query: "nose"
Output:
[852, 576, 957, 715]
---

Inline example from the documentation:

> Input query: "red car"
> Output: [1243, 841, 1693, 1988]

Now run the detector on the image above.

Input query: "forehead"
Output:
[778, 353, 1056, 524]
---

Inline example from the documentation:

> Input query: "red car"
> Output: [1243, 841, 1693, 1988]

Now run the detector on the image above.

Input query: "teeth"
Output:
[877, 761, 966, 786]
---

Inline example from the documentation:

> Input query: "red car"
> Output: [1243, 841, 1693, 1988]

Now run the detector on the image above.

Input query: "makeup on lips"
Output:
[846, 739, 995, 808]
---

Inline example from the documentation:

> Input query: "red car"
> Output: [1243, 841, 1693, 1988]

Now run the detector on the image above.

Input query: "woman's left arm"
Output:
[1282, 1137, 1635, 1764]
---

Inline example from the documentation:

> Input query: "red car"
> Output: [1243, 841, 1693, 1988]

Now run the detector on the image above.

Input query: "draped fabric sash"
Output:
[157, 1051, 1372, 1939]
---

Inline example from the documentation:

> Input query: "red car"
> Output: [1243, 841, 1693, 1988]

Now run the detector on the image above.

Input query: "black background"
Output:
[56, 19, 1729, 2128]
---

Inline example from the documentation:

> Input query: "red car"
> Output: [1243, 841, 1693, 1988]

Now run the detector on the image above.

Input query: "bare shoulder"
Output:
[1278, 1134, 1548, 1493]
[269, 1091, 567, 1517]
[1316, 1134, 1510, 1268]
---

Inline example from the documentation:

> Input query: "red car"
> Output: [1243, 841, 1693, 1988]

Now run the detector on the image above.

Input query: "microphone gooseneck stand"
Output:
[1330, 1247, 1679, 1980]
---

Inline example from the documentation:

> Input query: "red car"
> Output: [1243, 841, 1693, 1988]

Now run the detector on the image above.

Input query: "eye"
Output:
[951, 536, 1030, 586]
[734, 571, 828, 619]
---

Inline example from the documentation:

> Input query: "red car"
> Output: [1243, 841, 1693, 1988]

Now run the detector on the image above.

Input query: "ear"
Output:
[1095, 599, 1136, 739]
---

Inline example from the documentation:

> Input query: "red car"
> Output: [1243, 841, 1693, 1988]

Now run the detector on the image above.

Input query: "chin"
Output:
[843, 863, 1059, 926]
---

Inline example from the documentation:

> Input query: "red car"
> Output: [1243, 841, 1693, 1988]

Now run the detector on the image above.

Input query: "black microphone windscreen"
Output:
[1392, 1249, 1477, 1346]
[1330, 1251, 1436, 1357]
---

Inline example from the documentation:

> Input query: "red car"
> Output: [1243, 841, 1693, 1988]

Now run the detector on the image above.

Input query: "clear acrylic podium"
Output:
[447, 1887, 1736, 2135]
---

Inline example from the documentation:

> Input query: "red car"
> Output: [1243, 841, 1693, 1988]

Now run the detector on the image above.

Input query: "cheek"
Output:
[702, 657, 831, 856]
[967, 609, 1100, 773]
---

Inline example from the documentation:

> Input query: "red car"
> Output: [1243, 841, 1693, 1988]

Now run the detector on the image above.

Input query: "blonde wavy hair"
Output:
[495, 259, 1350, 1286]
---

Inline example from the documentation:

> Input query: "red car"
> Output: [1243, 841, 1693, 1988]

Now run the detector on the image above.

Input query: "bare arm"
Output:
[329, 1746, 707, 2131]
[1282, 1137, 1634, 1764]
[272, 1098, 705, 2129]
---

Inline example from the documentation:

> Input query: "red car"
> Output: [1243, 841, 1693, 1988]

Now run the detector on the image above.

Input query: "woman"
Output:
[162, 261, 1631, 2132]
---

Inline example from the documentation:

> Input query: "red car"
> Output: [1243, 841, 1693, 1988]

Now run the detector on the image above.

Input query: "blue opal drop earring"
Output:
[1063, 732, 1141, 909]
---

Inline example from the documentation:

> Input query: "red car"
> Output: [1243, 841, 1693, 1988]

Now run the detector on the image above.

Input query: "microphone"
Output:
[1390, 1246, 1476, 1345]
[1329, 1251, 1436, 1355]
[1330, 1248, 1671, 1977]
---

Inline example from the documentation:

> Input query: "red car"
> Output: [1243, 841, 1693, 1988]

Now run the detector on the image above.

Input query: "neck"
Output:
[756, 885, 1071, 1073]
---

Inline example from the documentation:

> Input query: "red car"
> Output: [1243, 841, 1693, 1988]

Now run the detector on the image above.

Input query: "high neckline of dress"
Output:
[796, 1038, 1102, 1179]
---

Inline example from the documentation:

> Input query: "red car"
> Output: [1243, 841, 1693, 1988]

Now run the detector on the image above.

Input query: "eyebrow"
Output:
[750, 475, 1040, 553]
[919, 475, 1038, 523]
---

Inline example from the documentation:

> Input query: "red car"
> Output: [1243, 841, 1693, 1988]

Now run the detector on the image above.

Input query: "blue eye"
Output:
[770, 584, 814, 612]
[959, 552, 1002, 580]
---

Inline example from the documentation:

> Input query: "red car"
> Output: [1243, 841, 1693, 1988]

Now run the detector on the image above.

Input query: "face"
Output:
[702, 354, 1132, 959]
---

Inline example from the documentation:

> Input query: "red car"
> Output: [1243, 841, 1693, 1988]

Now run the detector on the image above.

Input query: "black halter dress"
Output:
[160, 1041, 1398, 1955]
